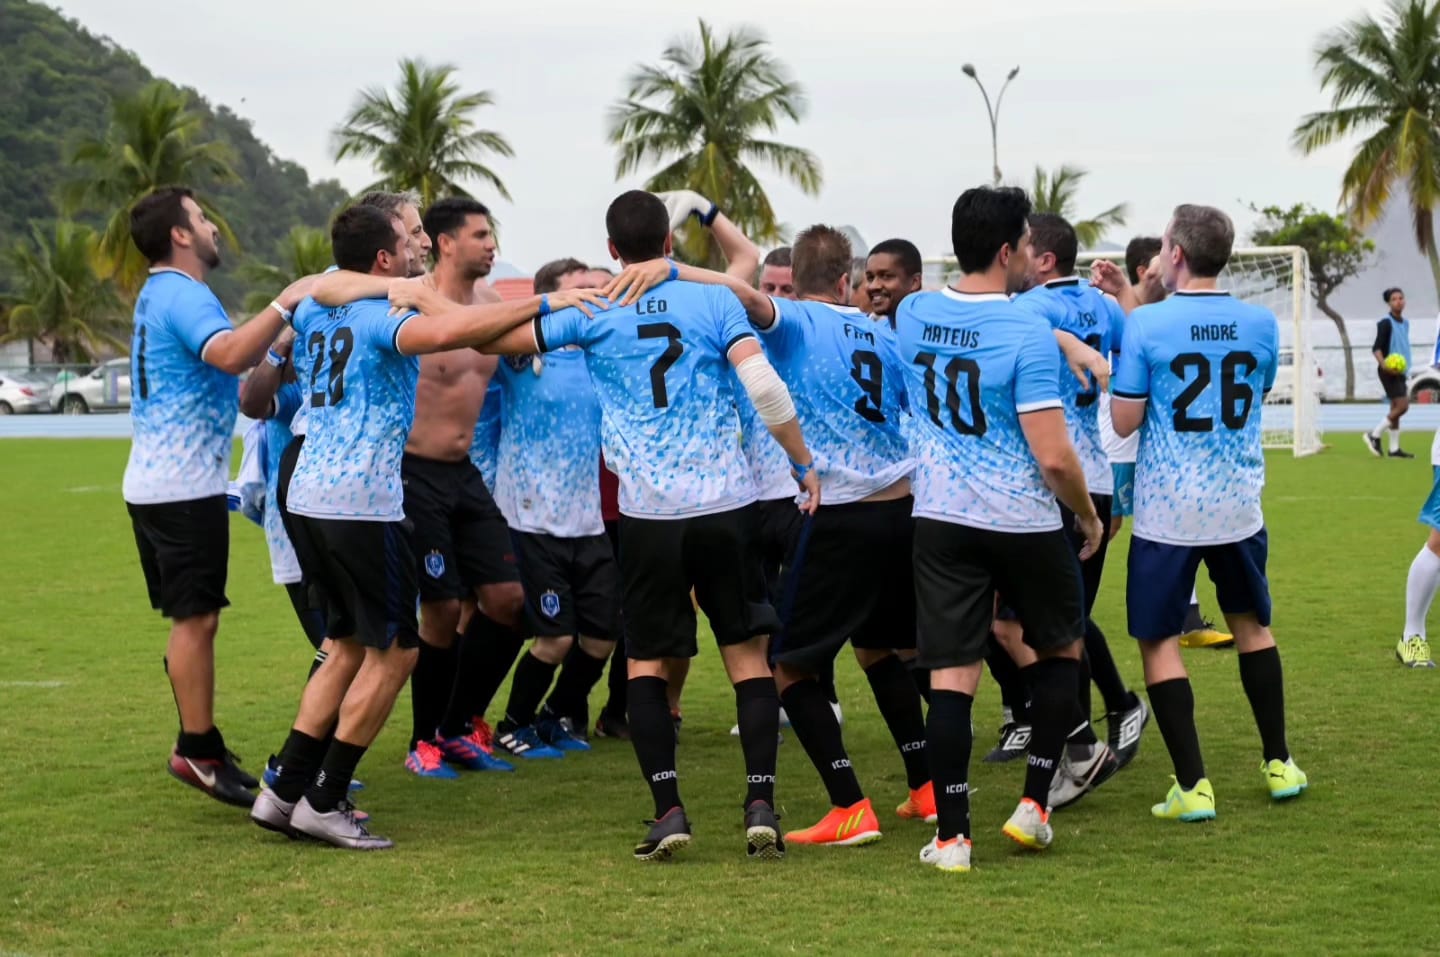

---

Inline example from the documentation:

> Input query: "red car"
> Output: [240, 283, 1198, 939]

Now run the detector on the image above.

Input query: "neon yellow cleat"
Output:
[1396, 636, 1436, 669]
[1151, 776, 1216, 822]
[1179, 626, 1234, 649]
[1264, 758, 1308, 800]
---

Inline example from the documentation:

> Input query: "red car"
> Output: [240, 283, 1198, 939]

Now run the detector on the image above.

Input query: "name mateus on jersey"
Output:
[1191, 323, 1239, 342]
[921, 324, 981, 348]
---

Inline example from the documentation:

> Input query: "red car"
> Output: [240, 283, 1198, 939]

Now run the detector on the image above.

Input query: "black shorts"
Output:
[1381, 368, 1407, 400]
[276, 434, 304, 550]
[1062, 493, 1112, 616]
[913, 519, 1084, 670]
[401, 453, 519, 602]
[511, 530, 621, 640]
[127, 495, 230, 620]
[757, 497, 804, 603]
[772, 496, 916, 672]
[291, 515, 420, 650]
[619, 504, 779, 660]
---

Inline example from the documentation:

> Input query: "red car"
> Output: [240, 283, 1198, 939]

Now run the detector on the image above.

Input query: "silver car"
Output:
[50, 357, 131, 413]
[0, 373, 52, 414]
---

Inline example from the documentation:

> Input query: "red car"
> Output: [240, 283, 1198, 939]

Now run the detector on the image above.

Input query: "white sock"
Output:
[1404, 545, 1440, 637]
[1391, 426, 1402, 452]
[1372, 418, 1390, 440]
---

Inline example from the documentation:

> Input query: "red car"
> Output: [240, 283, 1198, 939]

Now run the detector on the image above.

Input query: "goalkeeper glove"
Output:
[656, 190, 719, 231]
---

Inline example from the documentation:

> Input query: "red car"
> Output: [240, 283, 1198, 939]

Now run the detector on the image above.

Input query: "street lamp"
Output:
[962, 63, 1020, 185]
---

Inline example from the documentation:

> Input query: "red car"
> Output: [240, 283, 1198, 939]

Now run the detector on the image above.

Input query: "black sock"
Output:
[502, 651, 559, 729]
[1238, 647, 1289, 763]
[272, 728, 328, 803]
[904, 657, 931, 703]
[547, 646, 608, 727]
[440, 615, 526, 738]
[409, 639, 456, 749]
[1022, 657, 1080, 807]
[864, 655, 929, 790]
[985, 635, 1027, 721]
[176, 725, 225, 760]
[1147, 677, 1206, 788]
[816, 656, 839, 704]
[304, 739, 367, 813]
[628, 676, 682, 816]
[1083, 618, 1131, 714]
[1068, 654, 1099, 748]
[781, 678, 864, 808]
[927, 689, 974, 841]
[1182, 602, 1205, 633]
[734, 677, 779, 806]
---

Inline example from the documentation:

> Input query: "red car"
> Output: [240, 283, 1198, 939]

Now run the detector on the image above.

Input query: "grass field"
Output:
[3, 437, 1439, 955]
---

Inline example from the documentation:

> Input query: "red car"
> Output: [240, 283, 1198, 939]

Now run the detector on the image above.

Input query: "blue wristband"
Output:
[265, 350, 286, 368]
[538, 294, 551, 317]
[790, 459, 813, 481]
[666, 259, 679, 282]
[699, 203, 719, 227]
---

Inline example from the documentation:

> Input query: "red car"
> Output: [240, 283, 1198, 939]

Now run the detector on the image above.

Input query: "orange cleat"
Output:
[896, 781, 938, 824]
[785, 798, 882, 846]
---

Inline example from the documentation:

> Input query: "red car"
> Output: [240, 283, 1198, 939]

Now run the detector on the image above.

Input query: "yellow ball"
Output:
[1384, 353, 1408, 374]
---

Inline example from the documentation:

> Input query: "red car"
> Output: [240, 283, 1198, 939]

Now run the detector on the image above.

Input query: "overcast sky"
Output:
[55, 0, 1392, 274]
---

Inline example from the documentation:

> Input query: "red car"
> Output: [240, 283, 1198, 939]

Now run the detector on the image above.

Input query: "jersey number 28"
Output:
[307, 329, 355, 408]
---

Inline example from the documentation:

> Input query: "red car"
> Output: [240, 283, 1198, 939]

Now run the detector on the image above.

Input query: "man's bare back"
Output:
[404, 283, 503, 461]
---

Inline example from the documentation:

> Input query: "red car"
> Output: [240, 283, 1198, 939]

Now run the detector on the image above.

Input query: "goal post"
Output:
[918, 246, 1324, 457]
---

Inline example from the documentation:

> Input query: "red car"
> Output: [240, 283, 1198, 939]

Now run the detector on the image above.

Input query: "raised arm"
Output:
[656, 191, 760, 282]
[204, 275, 315, 375]
[602, 258, 778, 329]
[389, 285, 604, 356]
[238, 326, 294, 418]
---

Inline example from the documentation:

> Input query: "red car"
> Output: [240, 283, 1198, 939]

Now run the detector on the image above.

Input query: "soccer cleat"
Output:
[1151, 776, 1216, 822]
[633, 806, 692, 861]
[895, 781, 938, 823]
[1179, 622, 1234, 649]
[468, 717, 499, 754]
[494, 725, 564, 760]
[536, 715, 592, 752]
[785, 798, 882, 847]
[745, 800, 785, 861]
[251, 788, 299, 838]
[919, 834, 972, 872]
[983, 722, 1031, 763]
[167, 750, 256, 808]
[1106, 696, 1149, 768]
[1389, 448, 1416, 459]
[1364, 432, 1383, 457]
[1049, 744, 1121, 810]
[1396, 635, 1436, 668]
[1264, 758, 1309, 800]
[290, 796, 393, 850]
[334, 797, 370, 824]
[262, 754, 280, 790]
[404, 740, 460, 779]
[1001, 798, 1054, 850]
[594, 711, 631, 741]
[438, 730, 516, 771]
[226, 751, 260, 790]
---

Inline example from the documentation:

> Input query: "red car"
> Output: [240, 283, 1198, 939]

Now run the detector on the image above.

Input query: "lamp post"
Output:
[962, 63, 1020, 185]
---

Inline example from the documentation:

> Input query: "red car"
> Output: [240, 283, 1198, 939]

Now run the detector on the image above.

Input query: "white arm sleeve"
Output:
[735, 353, 796, 427]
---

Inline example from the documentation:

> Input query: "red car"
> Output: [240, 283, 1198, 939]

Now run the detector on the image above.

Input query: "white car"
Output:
[1268, 349, 1321, 403]
[0, 373, 51, 414]
[50, 357, 131, 414]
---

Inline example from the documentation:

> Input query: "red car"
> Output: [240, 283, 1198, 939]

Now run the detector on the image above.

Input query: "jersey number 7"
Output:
[639, 322, 683, 409]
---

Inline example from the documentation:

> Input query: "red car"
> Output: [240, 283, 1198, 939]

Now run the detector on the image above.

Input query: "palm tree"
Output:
[1294, 0, 1440, 299]
[1, 220, 128, 365]
[1030, 165, 1129, 249]
[608, 19, 821, 267]
[239, 226, 332, 314]
[333, 59, 514, 210]
[63, 81, 239, 296]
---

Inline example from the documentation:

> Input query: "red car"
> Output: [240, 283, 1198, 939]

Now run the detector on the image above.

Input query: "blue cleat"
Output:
[438, 729, 515, 772]
[494, 725, 564, 760]
[537, 716, 592, 752]
[404, 740, 460, 779]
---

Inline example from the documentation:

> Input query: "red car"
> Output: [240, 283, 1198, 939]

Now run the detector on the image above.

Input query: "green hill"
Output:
[0, 0, 349, 307]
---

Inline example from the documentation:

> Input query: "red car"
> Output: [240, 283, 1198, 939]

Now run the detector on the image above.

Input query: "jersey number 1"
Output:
[639, 322, 682, 408]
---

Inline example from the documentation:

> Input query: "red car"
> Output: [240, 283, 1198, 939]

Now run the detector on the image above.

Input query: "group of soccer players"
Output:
[122, 178, 1308, 869]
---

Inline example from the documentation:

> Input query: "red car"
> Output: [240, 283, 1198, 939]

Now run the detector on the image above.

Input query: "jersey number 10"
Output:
[914, 352, 987, 437]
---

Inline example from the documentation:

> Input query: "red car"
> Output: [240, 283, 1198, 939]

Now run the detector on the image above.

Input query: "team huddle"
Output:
[122, 180, 1307, 870]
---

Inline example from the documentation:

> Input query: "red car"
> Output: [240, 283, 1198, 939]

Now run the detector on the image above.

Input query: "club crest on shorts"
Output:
[540, 589, 561, 619]
[424, 550, 446, 579]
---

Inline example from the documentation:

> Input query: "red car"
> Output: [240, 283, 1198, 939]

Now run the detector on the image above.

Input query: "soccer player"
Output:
[1110, 203, 1307, 822]
[124, 186, 314, 807]
[864, 239, 924, 324]
[250, 203, 600, 849]
[759, 246, 795, 297]
[1367, 286, 1415, 458]
[1399, 425, 1440, 667]
[467, 190, 821, 862]
[849, 256, 872, 313]
[895, 186, 1104, 872]
[1010, 213, 1148, 801]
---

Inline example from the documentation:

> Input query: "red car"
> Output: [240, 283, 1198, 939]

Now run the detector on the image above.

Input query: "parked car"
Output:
[1409, 362, 1440, 403]
[0, 373, 51, 414]
[1268, 348, 1322, 404]
[50, 357, 131, 413]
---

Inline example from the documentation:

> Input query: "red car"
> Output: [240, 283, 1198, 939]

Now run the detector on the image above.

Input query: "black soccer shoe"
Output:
[168, 750, 256, 808]
[745, 800, 785, 861]
[633, 806, 692, 862]
[983, 722, 1031, 763]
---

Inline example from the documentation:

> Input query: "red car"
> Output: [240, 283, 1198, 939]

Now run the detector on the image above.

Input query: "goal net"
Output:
[919, 246, 1324, 457]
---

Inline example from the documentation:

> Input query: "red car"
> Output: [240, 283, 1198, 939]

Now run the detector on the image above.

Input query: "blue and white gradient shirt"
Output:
[534, 280, 756, 519]
[264, 382, 304, 583]
[494, 348, 604, 537]
[470, 379, 503, 490]
[1113, 290, 1278, 545]
[760, 298, 913, 505]
[895, 288, 1065, 531]
[734, 379, 797, 503]
[286, 296, 419, 521]
[123, 269, 238, 504]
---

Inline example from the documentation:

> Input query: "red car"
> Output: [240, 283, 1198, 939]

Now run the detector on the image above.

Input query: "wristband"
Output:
[666, 259, 679, 282]
[790, 459, 813, 482]
[538, 294, 551, 317]
[269, 299, 293, 322]
[265, 350, 287, 368]
[698, 202, 719, 227]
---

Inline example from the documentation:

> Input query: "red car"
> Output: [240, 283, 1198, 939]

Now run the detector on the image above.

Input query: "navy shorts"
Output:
[1126, 530, 1271, 641]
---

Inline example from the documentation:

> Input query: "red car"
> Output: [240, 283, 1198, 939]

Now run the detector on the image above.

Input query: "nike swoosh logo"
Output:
[186, 758, 217, 788]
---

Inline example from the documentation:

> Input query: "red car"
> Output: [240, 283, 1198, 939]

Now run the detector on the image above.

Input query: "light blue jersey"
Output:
[494, 348, 604, 537]
[535, 279, 755, 518]
[1113, 290, 1278, 545]
[1014, 277, 1121, 494]
[760, 298, 913, 504]
[470, 379, 503, 490]
[1376, 315, 1413, 368]
[286, 296, 419, 522]
[264, 383, 304, 583]
[122, 269, 238, 504]
[895, 288, 1065, 531]
[734, 373, 795, 503]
